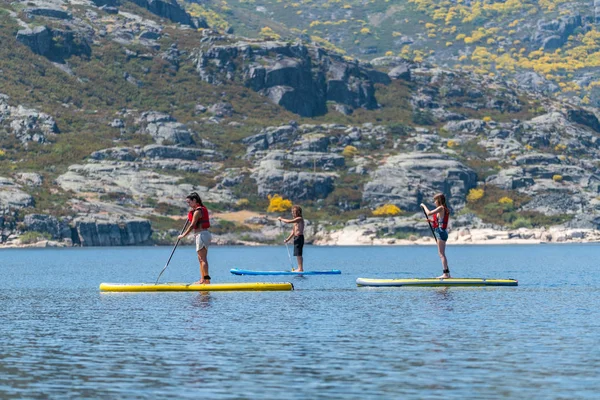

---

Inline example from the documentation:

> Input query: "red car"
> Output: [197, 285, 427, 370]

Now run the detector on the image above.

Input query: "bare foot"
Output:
[437, 274, 451, 279]
[194, 280, 204, 285]
[292, 269, 304, 272]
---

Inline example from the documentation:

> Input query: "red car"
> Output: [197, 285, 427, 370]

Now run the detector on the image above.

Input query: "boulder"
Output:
[14, 173, 43, 187]
[292, 134, 330, 152]
[443, 119, 485, 134]
[140, 112, 194, 145]
[251, 158, 336, 200]
[0, 178, 35, 211]
[388, 64, 411, 81]
[90, 147, 138, 161]
[73, 216, 152, 246]
[362, 152, 477, 211]
[485, 168, 534, 190]
[567, 109, 600, 133]
[208, 102, 234, 117]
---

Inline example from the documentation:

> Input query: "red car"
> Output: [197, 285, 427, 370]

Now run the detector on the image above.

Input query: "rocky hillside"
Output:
[1, 0, 600, 247]
[194, 0, 600, 107]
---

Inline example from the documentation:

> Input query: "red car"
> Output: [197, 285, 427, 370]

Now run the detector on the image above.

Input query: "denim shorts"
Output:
[434, 228, 448, 241]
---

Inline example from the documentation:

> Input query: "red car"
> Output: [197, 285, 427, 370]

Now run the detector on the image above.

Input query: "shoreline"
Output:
[2, 227, 599, 248]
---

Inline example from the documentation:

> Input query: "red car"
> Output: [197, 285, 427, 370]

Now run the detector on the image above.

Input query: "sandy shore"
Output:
[311, 226, 600, 246]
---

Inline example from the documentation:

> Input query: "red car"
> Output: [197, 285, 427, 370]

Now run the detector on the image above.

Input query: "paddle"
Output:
[155, 219, 189, 284]
[280, 220, 295, 270]
[421, 205, 438, 244]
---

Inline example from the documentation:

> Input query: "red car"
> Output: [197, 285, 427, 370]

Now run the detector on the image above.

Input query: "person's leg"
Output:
[198, 247, 209, 284]
[436, 240, 450, 278]
[296, 256, 303, 272]
[293, 236, 304, 271]
[194, 232, 210, 284]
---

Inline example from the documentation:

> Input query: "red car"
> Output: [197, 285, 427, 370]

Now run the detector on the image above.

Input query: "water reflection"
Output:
[433, 287, 453, 311]
[192, 292, 212, 308]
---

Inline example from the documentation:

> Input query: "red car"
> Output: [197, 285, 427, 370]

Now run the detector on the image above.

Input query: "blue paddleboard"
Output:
[230, 268, 341, 276]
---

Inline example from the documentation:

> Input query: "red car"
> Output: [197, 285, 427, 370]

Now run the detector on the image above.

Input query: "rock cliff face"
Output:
[73, 217, 152, 246]
[532, 15, 583, 51]
[196, 40, 389, 116]
[126, 0, 204, 28]
[16, 26, 91, 62]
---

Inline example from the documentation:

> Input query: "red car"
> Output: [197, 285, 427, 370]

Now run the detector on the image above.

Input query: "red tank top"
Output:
[187, 206, 210, 229]
[432, 208, 449, 229]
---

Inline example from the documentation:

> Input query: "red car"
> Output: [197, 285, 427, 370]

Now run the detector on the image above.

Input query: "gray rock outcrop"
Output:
[126, 0, 198, 27]
[0, 178, 35, 211]
[73, 216, 152, 246]
[532, 15, 582, 51]
[16, 26, 91, 62]
[362, 152, 478, 211]
[196, 41, 384, 116]
[24, 7, 72, 20]
[23, 214, 72, 240]
[514, 72, 559, 95]
[139, 112, 194, 145]
[1, 94, 58, 143]
[251, 156, 336, 200]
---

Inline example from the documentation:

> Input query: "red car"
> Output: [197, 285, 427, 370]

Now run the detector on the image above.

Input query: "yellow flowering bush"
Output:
[372, 204, 401, 216]
[342, 145, 358, 157]
[467, 188, 485, 203]
[498, 197, 513, 205]
[267, 194, 292, 212]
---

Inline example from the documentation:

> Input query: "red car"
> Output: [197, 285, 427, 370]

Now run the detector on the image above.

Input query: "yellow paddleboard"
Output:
[100, 282, 294, 292]
[356, 278, 518, 287]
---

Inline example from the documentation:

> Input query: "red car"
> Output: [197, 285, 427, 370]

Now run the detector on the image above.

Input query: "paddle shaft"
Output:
[421, 206, 438, 244]
[155, 219, 189, 284]
[281, 220, 295, 269]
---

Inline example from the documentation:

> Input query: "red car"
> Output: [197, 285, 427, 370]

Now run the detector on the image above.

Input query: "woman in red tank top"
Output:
[421, 193, 451, 279]
[178, 192, 212, 284]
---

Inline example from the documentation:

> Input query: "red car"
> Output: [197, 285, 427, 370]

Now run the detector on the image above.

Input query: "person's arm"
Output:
[278, 216, 302, 224]
[284, 231, 294, 243]
[420, 204, 443, 217]
[178, 210, 201, 239]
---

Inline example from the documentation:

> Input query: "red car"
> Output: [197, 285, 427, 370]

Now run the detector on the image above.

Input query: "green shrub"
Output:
[412, 109, 434, 125]
[511, 217, 533, 229]
[20, 231, 52, 244]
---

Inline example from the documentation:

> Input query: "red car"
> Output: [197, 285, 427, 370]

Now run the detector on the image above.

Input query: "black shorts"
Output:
[293, 235, 304, 256]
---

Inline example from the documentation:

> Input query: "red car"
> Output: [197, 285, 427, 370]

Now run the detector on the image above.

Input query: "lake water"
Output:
[1, 244, 599, 399]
